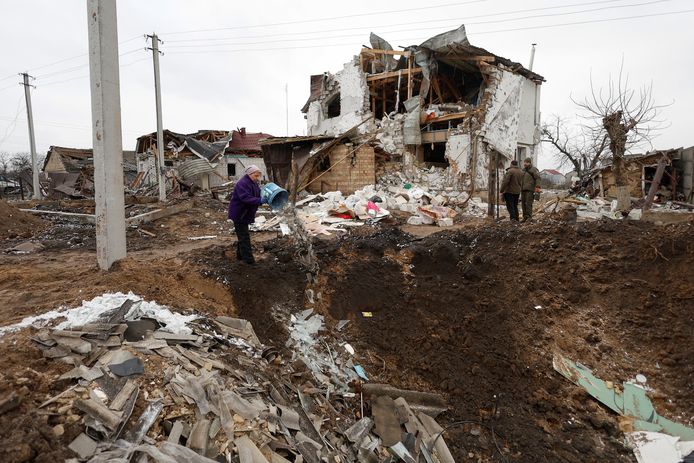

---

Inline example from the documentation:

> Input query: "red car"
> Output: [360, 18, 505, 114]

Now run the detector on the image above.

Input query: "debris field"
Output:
[1, 199, 692, 462]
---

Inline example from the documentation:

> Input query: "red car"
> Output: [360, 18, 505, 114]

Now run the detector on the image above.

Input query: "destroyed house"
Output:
[134, 129, 231, 190]
[265, 25, 545, 198]
[42, 145, 136, 198]
[589, 146, 694, 202]
[134, 128, 275, 191]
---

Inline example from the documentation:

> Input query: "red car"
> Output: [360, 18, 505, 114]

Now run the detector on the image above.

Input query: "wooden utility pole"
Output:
[87, 0, 127, 270]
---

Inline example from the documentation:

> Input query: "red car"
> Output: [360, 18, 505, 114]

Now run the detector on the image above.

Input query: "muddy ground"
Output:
[0, 197, 692, 462]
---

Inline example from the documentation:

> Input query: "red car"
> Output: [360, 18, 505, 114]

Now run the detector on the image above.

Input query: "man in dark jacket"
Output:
[521, 157, 541, 222]
[228, 165, 266, 264]
[500, 160, 523, 221]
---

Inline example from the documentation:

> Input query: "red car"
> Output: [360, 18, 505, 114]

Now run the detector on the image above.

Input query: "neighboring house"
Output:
[540, 169, 566, 187]
[213, 128, 273, 186]
[589, 146, 694, 202]
[134, 129, 274, 190]
[42, 146, 136, 198]
[263, 24, 544, 197]
[134, 129, 231, 190]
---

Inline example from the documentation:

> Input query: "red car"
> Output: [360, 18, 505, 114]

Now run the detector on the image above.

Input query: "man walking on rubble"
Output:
[500, 160, 523, 221]
[228, 165, 267, 264]
[521, 157, 541, 222]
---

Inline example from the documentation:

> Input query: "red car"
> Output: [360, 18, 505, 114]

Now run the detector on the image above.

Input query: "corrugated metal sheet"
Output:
[177, 158, 215, 181]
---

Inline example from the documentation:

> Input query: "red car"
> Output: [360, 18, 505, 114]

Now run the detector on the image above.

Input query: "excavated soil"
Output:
[0, 200, 47, 239]
[200, 219, 694, 462]
[1, 208, 692, 462]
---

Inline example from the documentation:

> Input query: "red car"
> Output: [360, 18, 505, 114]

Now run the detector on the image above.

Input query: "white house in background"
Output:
[212, 128, 272, 187]
[540, 169, 566, 186]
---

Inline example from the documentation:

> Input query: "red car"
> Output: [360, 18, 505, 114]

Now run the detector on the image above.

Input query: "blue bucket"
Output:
[261, 182, 289, 210]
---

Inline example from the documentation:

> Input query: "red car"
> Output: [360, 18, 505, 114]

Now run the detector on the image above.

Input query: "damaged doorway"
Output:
[422, 142, 448, 168]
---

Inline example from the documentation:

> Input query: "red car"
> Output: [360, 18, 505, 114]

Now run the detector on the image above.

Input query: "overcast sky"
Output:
[0, 0, 692, 170]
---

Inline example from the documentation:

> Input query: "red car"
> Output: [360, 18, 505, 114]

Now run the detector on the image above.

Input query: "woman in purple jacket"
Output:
[228, 165, 266, 264]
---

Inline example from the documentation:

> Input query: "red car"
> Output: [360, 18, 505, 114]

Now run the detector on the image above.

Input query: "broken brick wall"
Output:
[306, 59, 373, 137]
[305, 144, 375, 194]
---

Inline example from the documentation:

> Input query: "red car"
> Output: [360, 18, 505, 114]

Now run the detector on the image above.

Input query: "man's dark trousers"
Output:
[503, 192, 520, 221]
[233, 221, 254, 263]
[521, 191, 534, 221]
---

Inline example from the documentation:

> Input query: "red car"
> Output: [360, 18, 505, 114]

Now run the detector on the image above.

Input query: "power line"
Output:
[165, 8, 694, 55]
[39, 56, 150, 88]
[163, 0, 644, 44]
[0, 95, 24, 150]
[26, 34, 143, 73]
[165, 0, 675, 50]
[34, 48, 143, 81]
[163, 0, 486, 35]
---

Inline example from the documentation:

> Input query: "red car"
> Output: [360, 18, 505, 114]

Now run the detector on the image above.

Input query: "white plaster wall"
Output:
[445, 134, 471, 175]
[307, 59, 371, 137]
[482, 69, 523, 159]
[518, 79, 541, 146]
[218, 157, 268, 182]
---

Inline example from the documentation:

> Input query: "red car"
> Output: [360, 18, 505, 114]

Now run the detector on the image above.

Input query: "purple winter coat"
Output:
[228, 174, 262, 224]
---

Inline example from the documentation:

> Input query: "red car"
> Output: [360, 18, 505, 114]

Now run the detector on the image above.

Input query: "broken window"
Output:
[422, 142, 448, 166]
[326, 94, 341, 118]
[227, 163, 236, 177]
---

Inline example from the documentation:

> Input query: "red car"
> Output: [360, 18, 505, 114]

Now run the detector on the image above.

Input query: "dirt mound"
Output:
[0, 200, 46, 239]
[217, 219, 693, 462]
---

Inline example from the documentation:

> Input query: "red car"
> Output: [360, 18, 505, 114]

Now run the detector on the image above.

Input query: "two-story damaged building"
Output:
[263, 25, 545, 198]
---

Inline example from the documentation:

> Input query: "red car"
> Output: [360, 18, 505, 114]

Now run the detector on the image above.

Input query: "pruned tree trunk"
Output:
[603, 111, 631, 211]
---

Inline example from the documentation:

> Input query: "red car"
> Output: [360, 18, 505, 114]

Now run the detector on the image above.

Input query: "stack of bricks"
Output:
[306, 143, 375, 194]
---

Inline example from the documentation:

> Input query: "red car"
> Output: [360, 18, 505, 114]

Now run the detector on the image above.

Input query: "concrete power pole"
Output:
[86, 0, 127, 270]
[146, 33, 166, 202]
[20, 72, 41, 199]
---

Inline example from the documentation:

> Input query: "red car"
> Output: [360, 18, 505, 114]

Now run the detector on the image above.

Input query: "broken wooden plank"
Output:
[125, 201, 193, 226]
[110, 380, 138, 411]
[367, 68, 422, 82]
[19, 208, 95, 223]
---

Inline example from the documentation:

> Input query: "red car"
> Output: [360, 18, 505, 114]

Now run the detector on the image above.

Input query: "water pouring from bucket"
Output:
[261, 183, 289, 211]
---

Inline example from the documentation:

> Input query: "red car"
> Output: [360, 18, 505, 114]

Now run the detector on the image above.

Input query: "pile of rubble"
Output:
[251, 173, 490, 236]
[539, 194, 694, 222]
[1, 293, 456, 462]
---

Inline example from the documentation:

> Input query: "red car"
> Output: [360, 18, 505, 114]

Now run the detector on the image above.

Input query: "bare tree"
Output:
[0, 152, 11, 176]
[10, 152, 33, 174]
[573, 62, 668, 209]
[541, 115, 610, 178]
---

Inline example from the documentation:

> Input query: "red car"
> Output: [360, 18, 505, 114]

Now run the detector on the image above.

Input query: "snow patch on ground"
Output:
[0, 292, 198, 336]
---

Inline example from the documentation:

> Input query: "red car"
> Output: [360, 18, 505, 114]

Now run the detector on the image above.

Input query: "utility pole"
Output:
[20, 72, 41, 199]
[87, 0, 127, 270]
[146, 33, 166, 202]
